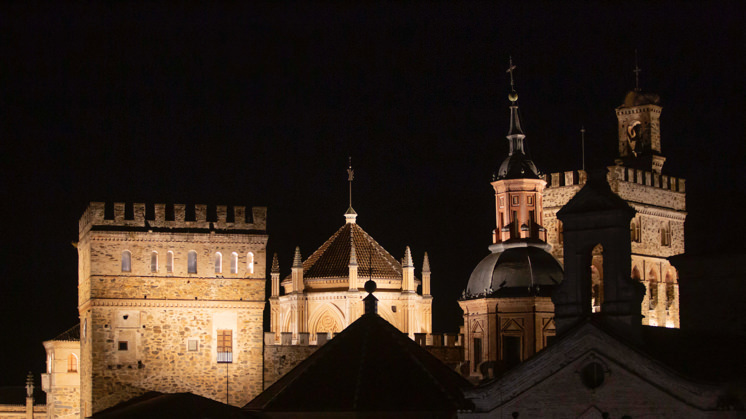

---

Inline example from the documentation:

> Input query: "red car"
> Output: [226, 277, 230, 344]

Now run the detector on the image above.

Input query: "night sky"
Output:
[2, 3, 745, 387]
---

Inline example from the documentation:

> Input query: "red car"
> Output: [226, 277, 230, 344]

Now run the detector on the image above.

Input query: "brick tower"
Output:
[76, 202, 268, 416]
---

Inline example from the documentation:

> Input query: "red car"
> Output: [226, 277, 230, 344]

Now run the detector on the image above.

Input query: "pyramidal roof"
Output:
[291, 222, 403, 280]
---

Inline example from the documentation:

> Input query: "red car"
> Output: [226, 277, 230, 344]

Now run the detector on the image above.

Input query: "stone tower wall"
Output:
[77, 202, 268, 417]
[543, 168, 685, 328]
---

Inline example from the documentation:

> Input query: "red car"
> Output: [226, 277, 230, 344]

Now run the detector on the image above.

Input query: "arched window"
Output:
[630, 218, 641, 242]
[231, 252, 238, 274]
[121, 250, 132, 272]
[214, 252, 222, 274]
[166, 251, 174, 273]
[188, 251, 198, 273]
[661, 221, 671, 246]
[247, 252, 255, 275]
[150, 251, 158, 273]
[67, 354, 78, 373]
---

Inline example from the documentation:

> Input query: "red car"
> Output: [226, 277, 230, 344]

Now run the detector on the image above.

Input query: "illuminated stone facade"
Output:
[543, 91, 685, 328]
[76, 202, 268, 416]
[269, 210, 432, 344]
[41, 327, 81, 419]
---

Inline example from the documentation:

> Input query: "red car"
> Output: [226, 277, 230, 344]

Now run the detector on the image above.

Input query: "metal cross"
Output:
[633, 49, 642, 92]
[506, 56, 517, 92]
[347, 156, 354, 208]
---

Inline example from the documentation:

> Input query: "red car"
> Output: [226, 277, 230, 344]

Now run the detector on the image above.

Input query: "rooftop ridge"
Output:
[79, 202, 267, 236]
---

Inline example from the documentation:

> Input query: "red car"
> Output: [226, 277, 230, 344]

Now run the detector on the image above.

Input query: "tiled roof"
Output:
[50, 324, 80, 342]
[293, 223, 403, 280]
[245, 312, 473, 414]
[89, 392, 252, 419]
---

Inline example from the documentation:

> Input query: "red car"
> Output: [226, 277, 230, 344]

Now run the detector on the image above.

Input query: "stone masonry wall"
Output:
[263, 343, 320, 389]
[78, 202, 268, 416]
[46, 386, 79, 419]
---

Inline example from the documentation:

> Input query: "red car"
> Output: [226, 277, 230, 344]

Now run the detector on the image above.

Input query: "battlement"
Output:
[263, 331, 463, 347]
[543, 167, 685, 193]
[79, 202, 267, 235]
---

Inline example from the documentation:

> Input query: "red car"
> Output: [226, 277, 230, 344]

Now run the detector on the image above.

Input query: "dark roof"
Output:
[291, 222, 403, 280]
[49, 324, 80, 342]
[465, 244, 562, 297]
[89, 391, 252, 419]
[0, 386, 46, 405]
[245, 313, 473, 415]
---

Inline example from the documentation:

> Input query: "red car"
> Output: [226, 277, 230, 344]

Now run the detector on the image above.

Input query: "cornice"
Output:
[79, 298, 264, 311]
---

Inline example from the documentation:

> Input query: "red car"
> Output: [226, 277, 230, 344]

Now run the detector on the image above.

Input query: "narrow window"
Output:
[188, 251, 197, 273]
[230, 252, 238, 274]
[472, 338, 482, 372]
[166, 251, 174, 273]
[503, 335, 522, 368]
[121, 250, 132, 272]
[67, 354, 78, 373]
[217, 329, 233, 363]
[247, 252, 255, 275]
[150, 251, 158, 273]
[214, 252, 222, 274]
[661, 222, 671, 246]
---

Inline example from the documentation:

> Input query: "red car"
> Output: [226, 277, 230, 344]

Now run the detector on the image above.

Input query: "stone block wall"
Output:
[77, 202, 268, 417]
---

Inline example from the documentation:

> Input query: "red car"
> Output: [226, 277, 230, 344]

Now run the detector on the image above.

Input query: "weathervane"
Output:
[347, 156, 354, 209]
[506, 56, 518, 102]
[633, 49, 642, 92]
[580, 126, 586, 171]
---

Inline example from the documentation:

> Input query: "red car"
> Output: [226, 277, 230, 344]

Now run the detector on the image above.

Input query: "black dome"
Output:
[465, 243, 563, 298]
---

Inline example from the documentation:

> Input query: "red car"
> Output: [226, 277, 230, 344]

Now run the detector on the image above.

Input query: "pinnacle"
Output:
[422, 252, 430, 273]
[292, 246, 303, 268]
[271, 253, 280, 273]
[403, 246, 413, 268]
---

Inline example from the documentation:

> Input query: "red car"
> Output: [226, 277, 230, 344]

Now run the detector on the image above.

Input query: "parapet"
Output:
[79, 202, 267, 236]
[544, 167, 685, 193]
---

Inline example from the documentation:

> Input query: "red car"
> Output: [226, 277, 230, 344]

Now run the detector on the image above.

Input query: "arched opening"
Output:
[214, 252, 222, 274]
[247, 252, 255, 275]
[67, 353, 78, 373]
[648, 268, 658, 310]
[121, 250, 132, 272]
[187, 250, 197, 273]
[150, 251, 158, 273]
[590, 244, 604, 313]
[632, 265, 641, 280]
[166, 251, 174, 273]
[230, 252, 238, 274]
[665, 271, 675, 309]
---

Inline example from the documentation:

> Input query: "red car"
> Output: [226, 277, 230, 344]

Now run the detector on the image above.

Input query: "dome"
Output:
[497, 153, 540, 180]
[464, 242, 563, 298]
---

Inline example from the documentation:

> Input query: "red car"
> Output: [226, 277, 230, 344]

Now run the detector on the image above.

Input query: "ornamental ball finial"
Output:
[364, 279, 377, 294]
[509, 91, 518, 102]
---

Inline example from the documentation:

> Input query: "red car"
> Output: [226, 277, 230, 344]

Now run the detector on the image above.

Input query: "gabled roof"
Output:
[89, 391, 251, 419]
[245, 313, 473, 415]
[288, 222, 403, 281]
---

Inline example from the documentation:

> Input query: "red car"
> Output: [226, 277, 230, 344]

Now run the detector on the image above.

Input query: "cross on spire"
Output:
[633, 49, 642, 92]
[347, 156, 354, 208]
[506, 56, 517, 93]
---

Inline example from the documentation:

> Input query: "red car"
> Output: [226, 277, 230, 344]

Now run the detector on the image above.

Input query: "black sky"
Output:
[2, 2, 745, 386]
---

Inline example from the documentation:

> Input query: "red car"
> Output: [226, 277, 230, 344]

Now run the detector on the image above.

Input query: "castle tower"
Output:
[459, 59, 563, 381]
[76, 202, 268, 416]
[543, 86, 685, 328]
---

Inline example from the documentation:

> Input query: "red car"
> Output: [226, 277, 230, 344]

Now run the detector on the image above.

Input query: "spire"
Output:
[403, 246, 413, 268]
[633, 49, 642, 92]
[422, 252, 430, 273]
[345, 157, 358, 224]
[292, 246, 302, 268]
[497, 57, 539, 180]
[271, 253, 280, 274]
[25, 372, 33, 398]
[349, 234, 357, 266]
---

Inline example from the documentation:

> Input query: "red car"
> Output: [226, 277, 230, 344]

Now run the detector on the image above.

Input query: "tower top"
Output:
[271, 253, 280, 274]
[507, 56, 518, 102]
[292, 247, 303, 268]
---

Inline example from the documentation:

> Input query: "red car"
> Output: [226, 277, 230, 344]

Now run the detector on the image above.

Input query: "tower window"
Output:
[502, 335, 522, 368]
[557, 221, 564, 244]
[118, 341, 128, 351]
[247, 252, 255, 275]
[121, 250, 132, 272]
[166, 251, 174, 273]
[661, 222, 671, 246]
[217, 329, 233, 363]
[214, 252, 222, 274]
[67, 354, 78, 373]
[472, 338, 482, 372]
[230, 252, 238, 274]
[188, 251, 197, 273]
[150, 251, 158, 273]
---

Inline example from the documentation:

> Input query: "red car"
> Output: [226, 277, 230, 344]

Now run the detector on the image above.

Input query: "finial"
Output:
[363, 279, 378, 315]
[271, 253, 279, 274]
[345, 157, 358, 223]
[507, 56, 518, 102]
[349, 234, 357, 266]
[403, 246, 413, 268]
[292, 246, 302, 268]
[633, 49, 642, 92]
[25, 372, 33, 397]
[422, 252, 430, 273]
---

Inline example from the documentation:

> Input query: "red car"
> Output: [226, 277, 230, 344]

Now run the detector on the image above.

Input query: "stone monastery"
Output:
[2, 66, 699, 418]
